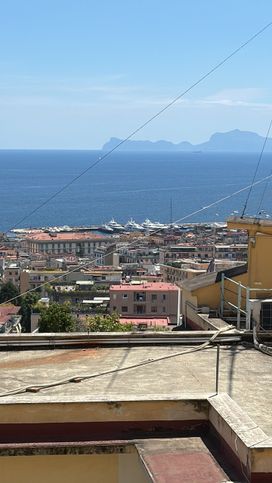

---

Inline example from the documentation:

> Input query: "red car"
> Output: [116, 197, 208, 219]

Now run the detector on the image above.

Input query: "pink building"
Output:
[110, 282, 179, 324]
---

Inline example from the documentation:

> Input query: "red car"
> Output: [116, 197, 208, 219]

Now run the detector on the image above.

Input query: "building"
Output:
[0, 304, 21, 333]
[160, 261, 207, 285]
[22, 232, 112, 257]
[3, 264, 21, 288]
[110, 282, 179, 323]
[20, 269, 64, 294]
[80, 266, 123, 285]
[182, 216, 272, 331]
[160, 242, 247, 264]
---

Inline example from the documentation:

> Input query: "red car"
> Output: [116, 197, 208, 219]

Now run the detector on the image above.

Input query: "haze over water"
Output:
[1, 150, 271, 232]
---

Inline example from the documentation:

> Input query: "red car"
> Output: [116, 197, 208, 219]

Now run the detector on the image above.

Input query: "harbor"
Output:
[9, 218, 227, 236]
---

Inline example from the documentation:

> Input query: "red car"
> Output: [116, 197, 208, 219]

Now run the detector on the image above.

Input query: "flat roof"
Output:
[25, 232, 107, 241]
[110, 282, 179, 292]
[0, 344, 271, 436]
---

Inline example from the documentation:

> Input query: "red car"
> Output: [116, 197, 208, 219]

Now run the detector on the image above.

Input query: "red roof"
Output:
[26, 232, 107, 241]
[0, 305, 20, 326]
[120, 317, 169, 327]
[110, 282, 178, 292]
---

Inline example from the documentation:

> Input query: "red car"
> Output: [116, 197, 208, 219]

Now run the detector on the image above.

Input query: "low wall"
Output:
[209, 393, 272, 482]
[0, 395, 271, 482]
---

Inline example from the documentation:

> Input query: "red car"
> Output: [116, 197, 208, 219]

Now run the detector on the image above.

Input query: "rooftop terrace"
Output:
[0, 343, 271, 436]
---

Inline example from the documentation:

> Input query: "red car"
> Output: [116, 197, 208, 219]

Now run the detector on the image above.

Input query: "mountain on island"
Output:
[102, 130, 272, 153]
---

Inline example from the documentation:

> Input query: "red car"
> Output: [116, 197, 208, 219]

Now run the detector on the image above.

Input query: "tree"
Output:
[86, 312, 132, 332]
[20, 291, 40, 332]
[39, 302, 75, 333]
[0, 282, 20, 304]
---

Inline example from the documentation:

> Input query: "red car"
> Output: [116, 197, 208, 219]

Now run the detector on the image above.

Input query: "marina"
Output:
[9, 219, 228, 236]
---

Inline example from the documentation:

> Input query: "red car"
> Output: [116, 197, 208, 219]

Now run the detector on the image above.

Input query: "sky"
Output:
[1, 0, 272, 149]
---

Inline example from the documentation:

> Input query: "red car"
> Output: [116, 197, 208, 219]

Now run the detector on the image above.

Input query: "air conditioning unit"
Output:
[250, 299, 272, 330]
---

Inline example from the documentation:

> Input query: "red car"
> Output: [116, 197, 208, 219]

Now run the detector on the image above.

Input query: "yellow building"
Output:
[182, 217, 272, 330]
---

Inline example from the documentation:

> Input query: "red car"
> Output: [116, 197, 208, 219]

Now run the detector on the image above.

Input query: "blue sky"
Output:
[1, 0, 272, 149]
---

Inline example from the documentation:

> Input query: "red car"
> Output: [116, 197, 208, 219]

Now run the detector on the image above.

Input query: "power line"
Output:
[241, 118, 272, 218]
[7, 20, 272, 233]
[256, 122, 272, 216]
[2, 170, 272, 307]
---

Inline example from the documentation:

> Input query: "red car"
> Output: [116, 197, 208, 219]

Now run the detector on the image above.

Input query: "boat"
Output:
[100, 224, 114, 233]
[142, 219, 169, 231]
[107, 219, 124, 232]
[125, 219, 145, 232]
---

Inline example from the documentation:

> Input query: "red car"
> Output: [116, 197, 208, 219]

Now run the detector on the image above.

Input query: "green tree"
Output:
[86, 312, 132, 332]
[20, 291, 40, 332]
[39, 302, 75, 333]
[0, 282, 20, 304]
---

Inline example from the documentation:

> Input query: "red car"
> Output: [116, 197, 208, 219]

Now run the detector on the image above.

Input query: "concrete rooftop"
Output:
[0, 344, 271, 436]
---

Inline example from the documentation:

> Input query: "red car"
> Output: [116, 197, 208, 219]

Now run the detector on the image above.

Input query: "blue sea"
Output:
[0, 150, 271, 232]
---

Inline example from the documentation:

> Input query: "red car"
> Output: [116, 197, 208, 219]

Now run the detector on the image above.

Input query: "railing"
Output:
[220, 274, 272, 330]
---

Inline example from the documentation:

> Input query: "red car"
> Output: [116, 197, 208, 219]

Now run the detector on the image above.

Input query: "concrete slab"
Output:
[0, 344, 271, 436]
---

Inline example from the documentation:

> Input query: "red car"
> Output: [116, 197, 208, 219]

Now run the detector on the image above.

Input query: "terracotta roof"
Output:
[26, 232, 107, 242]
[110, 282, 178, 292]
[0, 305, 20, 326]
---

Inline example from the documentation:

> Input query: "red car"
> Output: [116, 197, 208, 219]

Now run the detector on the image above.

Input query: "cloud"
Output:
[1, 77, 272, 115]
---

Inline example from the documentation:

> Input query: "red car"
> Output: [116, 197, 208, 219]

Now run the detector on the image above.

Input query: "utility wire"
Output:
[2, 170, 272, 307]
[7, 20, 272, 233]
[256, 121, 272, 216]
[241, 118, 272, 218]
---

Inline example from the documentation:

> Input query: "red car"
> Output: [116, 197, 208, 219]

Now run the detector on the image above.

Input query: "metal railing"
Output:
[220, 274, 272, 330]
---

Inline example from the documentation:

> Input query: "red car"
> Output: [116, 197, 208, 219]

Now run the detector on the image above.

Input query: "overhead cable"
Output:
[241, 118, 272, 218]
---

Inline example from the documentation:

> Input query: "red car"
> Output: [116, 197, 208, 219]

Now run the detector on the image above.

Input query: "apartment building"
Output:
[22, 232, 112, 257]
[160, 261, 207, 285]
[110, 282, 179, 323]
[3, 264, 21, 288]
[20, 269, 64, 294]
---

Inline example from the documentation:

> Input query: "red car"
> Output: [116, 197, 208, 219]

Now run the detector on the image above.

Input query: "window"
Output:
[134, 305, 146, 314]
[134, 292, 146, 302]
[123, 294, 128, 299]
[162, 307, 166, 313]
[121, 306, 128, 313]
[151, 294, 157, 301]
[162, 294, 166, 301]
[151, 306, 157, 313]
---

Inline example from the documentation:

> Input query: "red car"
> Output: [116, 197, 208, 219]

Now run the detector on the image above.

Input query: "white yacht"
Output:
[100, 224, 114, 233]
[125, 219, 145, 231]
[142, 219, 168, 231]
[107, 219, 124, 232]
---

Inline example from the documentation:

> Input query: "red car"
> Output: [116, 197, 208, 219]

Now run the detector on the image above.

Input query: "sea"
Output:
[0, 150, 271, 233]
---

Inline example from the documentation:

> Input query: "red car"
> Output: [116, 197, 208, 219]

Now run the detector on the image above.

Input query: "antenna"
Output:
[170, 198, 173, 226]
